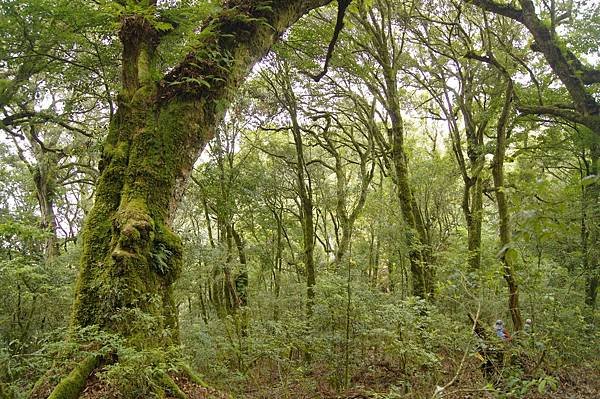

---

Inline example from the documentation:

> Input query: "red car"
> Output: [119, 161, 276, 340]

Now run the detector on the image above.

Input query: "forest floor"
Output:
[236, 360, 600, 399]
[27, 354, 599, 398]
[77, 371, 229, 399]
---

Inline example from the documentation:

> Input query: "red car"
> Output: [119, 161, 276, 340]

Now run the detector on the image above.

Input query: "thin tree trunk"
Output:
[492, 78, 523, 331]
[321, 128, 373, 268]
[291, 112, 316, 318]
[273, 208, 283, 321]
[353, 2, 432, 297]
[583, 143, 599, 309]
[271, 60, 318, 319]
[232, 225, 248, 309]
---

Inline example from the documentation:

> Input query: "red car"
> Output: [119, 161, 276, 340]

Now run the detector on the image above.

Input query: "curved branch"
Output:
[307, 0, 353, 82]
[517, 104, 583, 124]
[467, 0, 524, 22]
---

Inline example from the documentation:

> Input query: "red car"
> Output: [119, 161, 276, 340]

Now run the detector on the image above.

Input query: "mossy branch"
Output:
[157, 371, 188, 399]
[178, 363, 209, 387]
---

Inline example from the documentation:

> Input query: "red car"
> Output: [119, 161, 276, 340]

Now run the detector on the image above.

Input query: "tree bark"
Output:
[290, 97, 317, 318]
[583, 144, 599, 309]
[492, 77, 523, 331]
[456, 77, 486, 272]
[10, 123, 62, 263]
[32, 156, 60, 262]
[353, 2, 432, 297]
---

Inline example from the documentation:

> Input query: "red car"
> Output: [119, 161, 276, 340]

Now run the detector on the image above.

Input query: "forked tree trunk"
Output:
[458, 82, 486, 272]
[433, 66, 486, 272]
[33, 158, 60, 262]
[352, 2, 432, 297]
[464, 51, 523, 331]
[321, 126, 373, 268]
[71, 0, 333, 346]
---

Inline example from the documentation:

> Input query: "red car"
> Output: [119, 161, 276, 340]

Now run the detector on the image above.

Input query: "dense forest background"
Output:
[0, 0, 598, 398]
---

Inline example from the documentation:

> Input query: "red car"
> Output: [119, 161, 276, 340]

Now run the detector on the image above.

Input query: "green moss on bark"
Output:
[157, 372, 188, 399]
[46, 355, 99, 399]
[72, 97, 201, 346]
[178, 363, 208, 387]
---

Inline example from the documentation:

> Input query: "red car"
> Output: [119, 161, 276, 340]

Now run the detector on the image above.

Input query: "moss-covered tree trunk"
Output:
[390, 115, 432, 298]
[353, 2, 432, 297]
[425, 60, 486, 273]
[71, 0, 333, 347]
[33, 162, 60, 262]
[583, 143, 599, 309]
[465, 178, 483, 270]
[289, 94, 317, 318]
[458, 82, 486, 272]
[491, 78, 523, 332]
[385, 58, 432, 297]
[12, 123, 62, 263]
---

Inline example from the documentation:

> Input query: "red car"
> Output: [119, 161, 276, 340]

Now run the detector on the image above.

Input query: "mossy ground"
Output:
[77, 370, 228, 399]
[31, 358, 228, 399]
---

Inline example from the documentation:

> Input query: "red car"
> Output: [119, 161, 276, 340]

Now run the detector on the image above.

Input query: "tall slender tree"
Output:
[349, 0, 433, 296]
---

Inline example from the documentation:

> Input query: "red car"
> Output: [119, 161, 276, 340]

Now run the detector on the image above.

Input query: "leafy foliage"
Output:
[1, 0, 599, 398]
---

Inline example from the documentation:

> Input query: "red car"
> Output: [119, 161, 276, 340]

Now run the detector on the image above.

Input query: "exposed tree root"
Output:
[178, 363, 209, 388]
[45, 355, 100, 399]
[158, 371, 188, 399]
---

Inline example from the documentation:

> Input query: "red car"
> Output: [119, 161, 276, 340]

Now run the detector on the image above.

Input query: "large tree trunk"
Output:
[71, 0, 333, 346]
